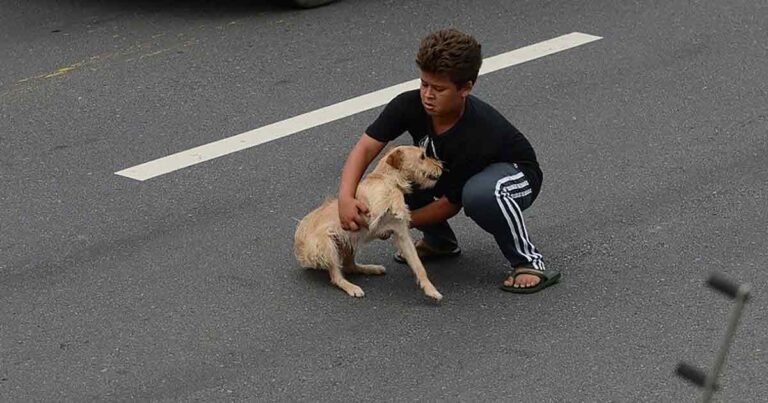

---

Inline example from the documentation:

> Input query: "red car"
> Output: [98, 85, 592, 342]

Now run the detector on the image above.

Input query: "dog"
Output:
[294, 145, 444, 300]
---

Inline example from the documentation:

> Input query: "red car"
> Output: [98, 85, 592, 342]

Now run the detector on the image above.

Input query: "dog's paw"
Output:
[345, 285, 365, 298]
[422, 284, 443, 301]
[356, 264, 386, 275]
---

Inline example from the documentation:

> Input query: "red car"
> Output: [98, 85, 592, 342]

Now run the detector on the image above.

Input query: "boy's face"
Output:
[419, 70, 473, 118]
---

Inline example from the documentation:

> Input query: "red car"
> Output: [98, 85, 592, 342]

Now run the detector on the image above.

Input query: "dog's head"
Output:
[383, 145, 443, 188]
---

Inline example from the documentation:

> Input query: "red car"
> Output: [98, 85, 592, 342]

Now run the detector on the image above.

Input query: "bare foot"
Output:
[503, 272, 541, 289]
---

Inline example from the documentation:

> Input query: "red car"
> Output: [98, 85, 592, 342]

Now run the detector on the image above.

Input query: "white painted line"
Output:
[116, 32, 602, 181]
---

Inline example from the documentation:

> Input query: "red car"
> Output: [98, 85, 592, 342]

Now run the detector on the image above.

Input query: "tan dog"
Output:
[294, 146, 444, 300]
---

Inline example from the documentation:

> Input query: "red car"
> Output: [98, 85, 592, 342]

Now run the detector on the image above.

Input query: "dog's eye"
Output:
[420, 153, 425, 160]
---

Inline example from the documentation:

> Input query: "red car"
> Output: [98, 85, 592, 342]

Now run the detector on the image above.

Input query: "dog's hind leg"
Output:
[329, 261, 365, 297]
[347, 264, 387, 275]
[344, 261, 387, 275]
[325, 236, 365, 297]
[338, 239, 386, 276]
[342, 252, 386, 275]
[327, 242, 365, 297]
[393, 227, 443, 301]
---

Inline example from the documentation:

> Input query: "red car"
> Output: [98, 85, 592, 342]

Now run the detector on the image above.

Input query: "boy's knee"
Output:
[462, 176, 495, 218]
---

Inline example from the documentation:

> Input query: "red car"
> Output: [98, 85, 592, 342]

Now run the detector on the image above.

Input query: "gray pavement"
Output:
[1, 0, 767, 401]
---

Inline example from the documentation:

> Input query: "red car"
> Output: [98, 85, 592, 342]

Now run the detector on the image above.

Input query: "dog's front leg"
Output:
[393, 227, 443, 301]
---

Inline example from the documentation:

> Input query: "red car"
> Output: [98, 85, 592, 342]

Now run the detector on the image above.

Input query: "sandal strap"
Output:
[512, 267, 558, 281]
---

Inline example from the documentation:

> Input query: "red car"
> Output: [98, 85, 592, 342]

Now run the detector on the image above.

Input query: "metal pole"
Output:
[701, 284, 751, 403]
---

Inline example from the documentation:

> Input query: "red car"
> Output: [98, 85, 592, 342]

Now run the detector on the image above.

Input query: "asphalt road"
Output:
[1, 0, 766, 401]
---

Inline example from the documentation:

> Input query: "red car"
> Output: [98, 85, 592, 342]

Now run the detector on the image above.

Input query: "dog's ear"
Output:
[385, 148, 403, 169]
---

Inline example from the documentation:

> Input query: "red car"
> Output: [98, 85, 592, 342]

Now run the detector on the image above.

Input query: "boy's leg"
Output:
[462, 163, 547, 287]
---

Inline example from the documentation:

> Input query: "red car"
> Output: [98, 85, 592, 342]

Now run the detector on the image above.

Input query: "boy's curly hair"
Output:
[416, 29, 482, 88]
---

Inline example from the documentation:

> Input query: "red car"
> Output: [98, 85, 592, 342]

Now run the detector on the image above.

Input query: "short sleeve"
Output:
[365, 92, 413, 142]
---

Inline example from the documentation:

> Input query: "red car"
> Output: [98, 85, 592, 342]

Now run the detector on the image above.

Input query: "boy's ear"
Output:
[459, 80, 474, 98]
[385, 148, 403, 169]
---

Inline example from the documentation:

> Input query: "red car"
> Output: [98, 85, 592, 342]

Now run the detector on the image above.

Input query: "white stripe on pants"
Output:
[494, 175, 545, 270]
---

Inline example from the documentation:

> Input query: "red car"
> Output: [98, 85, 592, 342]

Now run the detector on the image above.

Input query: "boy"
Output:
[337, 29, 559, 293]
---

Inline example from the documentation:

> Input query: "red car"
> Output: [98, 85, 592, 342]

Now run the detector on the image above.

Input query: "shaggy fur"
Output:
[294, 146, 444, 300]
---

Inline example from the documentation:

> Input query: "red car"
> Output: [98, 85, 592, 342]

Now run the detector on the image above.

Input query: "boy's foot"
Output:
[393, 239, 461, 264]
[501, 267, 561, 294]
[503, 272, 539, 288]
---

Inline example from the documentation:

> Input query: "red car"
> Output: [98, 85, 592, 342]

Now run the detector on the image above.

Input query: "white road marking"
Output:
[116, 32, 602, 181]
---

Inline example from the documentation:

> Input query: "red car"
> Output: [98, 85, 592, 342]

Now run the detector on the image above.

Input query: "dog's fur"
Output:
[294, 146, 444, 300]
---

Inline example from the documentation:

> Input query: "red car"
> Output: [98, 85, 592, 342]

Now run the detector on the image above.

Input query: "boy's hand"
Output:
[339, 196, 370, 231]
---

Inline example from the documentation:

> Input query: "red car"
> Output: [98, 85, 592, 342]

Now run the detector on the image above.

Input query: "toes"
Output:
[504, 273, 541, 288]
[428, 291, 443, 301]
[421, 282, 443, 301]
[514, 274, 541, 288]
[345, 285, 365, 297]
[423, 285, 443, 301]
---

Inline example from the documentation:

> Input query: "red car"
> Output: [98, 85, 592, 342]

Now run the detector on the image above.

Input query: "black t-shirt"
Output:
[366, 90, 542, 206]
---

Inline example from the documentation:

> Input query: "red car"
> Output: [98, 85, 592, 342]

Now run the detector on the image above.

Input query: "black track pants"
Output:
[405, 162, 545, 270]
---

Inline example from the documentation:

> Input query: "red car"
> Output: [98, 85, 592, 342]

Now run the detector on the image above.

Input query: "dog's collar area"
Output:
[419, 135, 439, 160]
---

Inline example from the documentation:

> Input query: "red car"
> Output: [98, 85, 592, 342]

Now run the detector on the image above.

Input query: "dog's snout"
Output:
[427, 166, 442, 181]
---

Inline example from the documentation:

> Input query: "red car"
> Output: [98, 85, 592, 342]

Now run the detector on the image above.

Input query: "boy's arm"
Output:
[409, 196, 462, 229]
[338, 133, 387, 231]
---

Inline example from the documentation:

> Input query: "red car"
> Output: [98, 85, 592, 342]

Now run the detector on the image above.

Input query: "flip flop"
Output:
[500, 267, 561, 294]
[393, 240, 461, 264]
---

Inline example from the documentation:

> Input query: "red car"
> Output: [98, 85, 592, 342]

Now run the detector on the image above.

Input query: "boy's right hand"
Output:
[339, 196, 370, 231]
